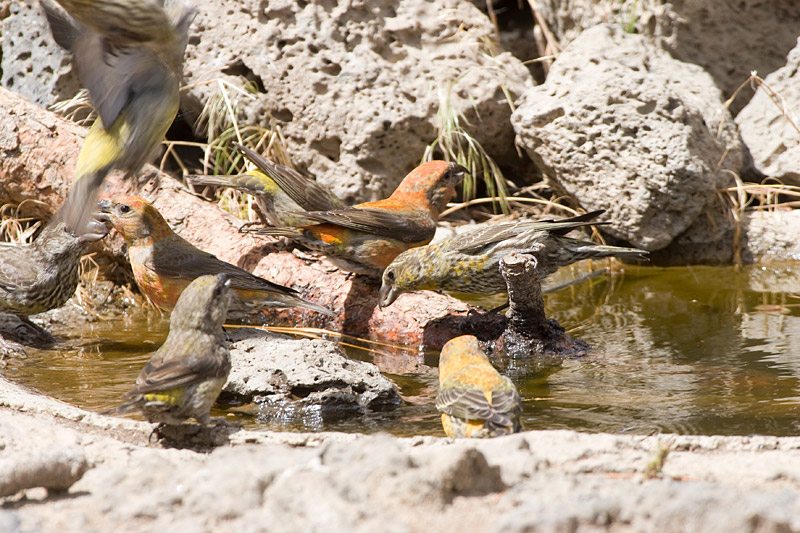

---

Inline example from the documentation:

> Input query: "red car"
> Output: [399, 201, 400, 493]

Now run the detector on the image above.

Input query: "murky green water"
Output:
[6, 263, 800, 437]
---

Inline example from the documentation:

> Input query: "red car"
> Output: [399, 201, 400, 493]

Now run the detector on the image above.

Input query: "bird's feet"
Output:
[238, 221, 263, 234]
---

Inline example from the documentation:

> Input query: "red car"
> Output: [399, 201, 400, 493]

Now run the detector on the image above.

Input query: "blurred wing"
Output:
[41, 0, 82, 50]
[72, 32, 167, 130]
[301, 208, 435, 243]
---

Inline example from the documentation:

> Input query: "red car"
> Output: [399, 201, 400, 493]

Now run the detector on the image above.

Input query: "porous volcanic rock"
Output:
[170, 0, 534, 202]
[224, 327, 401, 414]
[512, 24, 743, 255]
[530, 0, 800, 114]
[737, 36, 800, 187]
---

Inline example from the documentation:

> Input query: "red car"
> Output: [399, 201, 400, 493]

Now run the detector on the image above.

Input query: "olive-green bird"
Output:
[234, 144, 348, 216]
[187, 165, 346, 228]
[48, 0, 179, 50]
[379, 210, 648, 307]
[436, 335, 522, 438]
[107, 273, 234, 426]
[45, 0, 196, 236]
[0, 217, 108, 317]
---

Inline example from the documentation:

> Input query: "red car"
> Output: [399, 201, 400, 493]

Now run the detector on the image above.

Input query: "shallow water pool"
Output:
[6, 263, 800, 437]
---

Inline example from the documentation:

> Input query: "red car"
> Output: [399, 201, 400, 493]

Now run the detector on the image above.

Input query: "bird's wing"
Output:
[300, 208, 436, 243]
[41, 0, 82, 50]
[451, 214, 609, 254]
[0, 245, 36, 292]
[145, 242, 300, 296]
[436, 382, 520, 428]
[131, 351, 229, 395]
[72, 32, 168, 130]
[236, 144, 346, 212]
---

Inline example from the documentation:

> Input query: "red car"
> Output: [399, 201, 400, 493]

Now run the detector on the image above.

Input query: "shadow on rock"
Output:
[153, 423, 240, 451]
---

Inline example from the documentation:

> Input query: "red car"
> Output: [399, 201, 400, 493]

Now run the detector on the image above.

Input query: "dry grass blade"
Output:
[724, 71, 800, 136]
[0, 202, 49, 244]
[49, 89, 96, 126]
[186, 78, 297, 222]
[424, 79, 511, 214]
[525, 0, 561, 74]
[224, 324, 419, 357]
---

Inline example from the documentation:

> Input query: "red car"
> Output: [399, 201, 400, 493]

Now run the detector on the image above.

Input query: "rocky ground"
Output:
[2, 373, 800, 533]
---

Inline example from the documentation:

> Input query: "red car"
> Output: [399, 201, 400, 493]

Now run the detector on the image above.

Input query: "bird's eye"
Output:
[386, 270, 395, 281]
[120, 205, 131, 214]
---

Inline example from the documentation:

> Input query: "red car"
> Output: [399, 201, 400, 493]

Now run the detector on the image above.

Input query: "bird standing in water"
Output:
[436, 335, 522, 438]
[107, 274, 234, 426]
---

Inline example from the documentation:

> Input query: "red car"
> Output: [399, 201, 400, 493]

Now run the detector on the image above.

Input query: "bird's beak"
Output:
[93, 203, 113, 225]
[377, 283, 398, 309]
[451, 163, 469, 184]
[79, 216, 110, 243]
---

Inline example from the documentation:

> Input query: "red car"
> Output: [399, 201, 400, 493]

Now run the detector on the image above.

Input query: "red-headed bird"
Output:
[97, 196, 333, 319]
[238, 144, 466, 278]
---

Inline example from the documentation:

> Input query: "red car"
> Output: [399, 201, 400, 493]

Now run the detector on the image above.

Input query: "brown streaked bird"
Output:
[436, 335, 522, 438]
[97, 196, 334, 319]
[379, 210, 648, 307]
[240, 148, 466, 277]
[106, 274, 234, 426]
[0, 217, 108, 318]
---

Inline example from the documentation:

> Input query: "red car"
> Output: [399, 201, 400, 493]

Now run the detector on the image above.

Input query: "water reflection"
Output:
[5, 263, 800, 437]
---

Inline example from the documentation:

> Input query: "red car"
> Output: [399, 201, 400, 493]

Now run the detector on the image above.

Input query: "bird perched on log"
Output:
[97, 196, 333, 318]
[44, 0, 196, 236]
[187, 164, 346, 228]
[237, 144, 466, 277]
[106, 274, 234, 426]
[0, 217, 108, 318]
[379, 210, 648, 307]
[436, 335, 522, 438]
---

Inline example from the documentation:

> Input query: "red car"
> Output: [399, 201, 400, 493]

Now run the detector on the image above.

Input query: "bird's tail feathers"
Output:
[286, 297, 336, 317]
[255, 227, 303, 238]
[101, 396, 143, 417]
[58, 169, 110, 236]
[571, 242, 649, 261]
